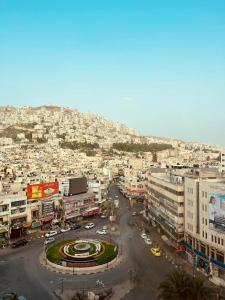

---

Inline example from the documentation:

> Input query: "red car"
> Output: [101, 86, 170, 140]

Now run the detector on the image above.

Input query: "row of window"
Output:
[149, 180, 184, 196]
[211, 234, 224, 246]
[202, 217, 208, 226]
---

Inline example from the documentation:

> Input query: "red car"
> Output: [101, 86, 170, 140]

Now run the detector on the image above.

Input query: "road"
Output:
[0, 184, 173, 299]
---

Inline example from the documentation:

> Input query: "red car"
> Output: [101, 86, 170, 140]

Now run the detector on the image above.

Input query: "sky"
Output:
[0, 0, 225, 145]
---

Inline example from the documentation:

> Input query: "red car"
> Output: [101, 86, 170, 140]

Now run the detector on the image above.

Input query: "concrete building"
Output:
[184, 169, 225, 286]
[146, 169, 185, 250]
[221, 151, 225, 173]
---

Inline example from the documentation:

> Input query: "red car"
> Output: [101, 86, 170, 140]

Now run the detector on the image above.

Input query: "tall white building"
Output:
[185, 169, 225, 286]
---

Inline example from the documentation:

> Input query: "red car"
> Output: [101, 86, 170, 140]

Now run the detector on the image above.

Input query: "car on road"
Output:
[150, 247, 161, 257]
[100, 214, 107, 219]
[144, 238, 152, 245]
[45, 230, 58, 238]
[132, 212, 137, 216]
[70, 224, 81, 230]
[60, 227, 71, 233]
[141, 232, 147, 239]
[11, 239, 28, 249]
[96, 229, 107, 235]
[84, 223, 95, 229]
[44, 237, 55, 245]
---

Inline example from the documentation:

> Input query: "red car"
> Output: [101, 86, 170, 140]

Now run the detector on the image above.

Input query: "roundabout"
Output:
[44, 238, 120, 274]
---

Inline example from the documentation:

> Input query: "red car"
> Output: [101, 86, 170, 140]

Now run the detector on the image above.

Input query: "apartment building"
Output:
[185, 169, 225, 286]
[221, 151, 225, 173]
[146, 169, 185, 250]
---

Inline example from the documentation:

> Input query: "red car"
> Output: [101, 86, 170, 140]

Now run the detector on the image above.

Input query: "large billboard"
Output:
[69, 177, 87, 195]
[27, 181, 59, 200]
[209, 192, 225, 232]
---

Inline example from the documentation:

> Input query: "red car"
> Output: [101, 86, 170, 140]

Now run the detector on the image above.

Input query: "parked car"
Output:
[132, 212, 137, 216]
[96, 229, 107, 235]
[144, 238, 152, 245]
[150, 247, 161, 257]
[70, 224, 81, 230]
[60, 227, 71, 233]
[141, 232, 147, 239]
[11, 239, 28, 249]
[84, 223, 95, 229]
[44, 237, 55, 245]
[100, 214, 107, 219]
[45, 230, 58, 238]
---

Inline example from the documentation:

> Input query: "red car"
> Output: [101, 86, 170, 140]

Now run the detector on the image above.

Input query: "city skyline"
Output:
[1, 0, 225, 145]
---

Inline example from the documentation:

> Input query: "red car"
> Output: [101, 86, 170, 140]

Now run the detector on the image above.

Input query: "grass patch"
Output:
[46, 240, 73, 263]
[96, 242, 118, 265]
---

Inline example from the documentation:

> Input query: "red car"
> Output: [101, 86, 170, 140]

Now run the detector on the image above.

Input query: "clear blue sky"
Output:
[1, 0, 225, 145]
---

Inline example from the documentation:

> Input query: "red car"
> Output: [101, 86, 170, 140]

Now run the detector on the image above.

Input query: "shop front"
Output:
[10, 216, 27, 239]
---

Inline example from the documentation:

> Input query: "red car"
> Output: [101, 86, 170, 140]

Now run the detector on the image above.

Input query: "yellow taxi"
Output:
[150, 247, 161, 257]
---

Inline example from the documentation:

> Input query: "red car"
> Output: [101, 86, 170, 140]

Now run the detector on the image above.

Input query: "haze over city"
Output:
[1, 0, 225, 145]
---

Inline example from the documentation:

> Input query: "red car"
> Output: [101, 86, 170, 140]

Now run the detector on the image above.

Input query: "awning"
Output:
[40, 215, 54, 222]
[82, 207, 100, 216]
[22, 222, 32, 228]
[0, 228, 8, 234]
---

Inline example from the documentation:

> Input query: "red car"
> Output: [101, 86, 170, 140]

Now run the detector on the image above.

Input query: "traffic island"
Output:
[40, 238, 121, 274]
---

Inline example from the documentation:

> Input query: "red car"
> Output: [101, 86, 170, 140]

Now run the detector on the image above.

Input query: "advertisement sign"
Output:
[209, 192, 225, 232]
[27, 182, 59, 200]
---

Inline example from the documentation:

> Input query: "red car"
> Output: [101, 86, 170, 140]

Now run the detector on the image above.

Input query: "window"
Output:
[202, 204, 204, 211]
[205, 232, 207, 239]
[205, 205, 207, 212]
[187, 223, 193, 231]
[202, 217, 204, 224]
[216, 252, 224, 263]
[211, 235, 214, 242]
[202, 231, 204, 238]
[215, 236, 217, 243]
[187, 199, 193, 206]
[187, 211, 193, 219]
[205, 219, 207, 226]
[218, 237, 220, 244]
[222, 239, 224, 246]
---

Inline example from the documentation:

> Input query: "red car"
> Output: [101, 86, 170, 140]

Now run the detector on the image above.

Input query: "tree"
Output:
[158, 269, 215, 300]
[158, 269, 191, 300]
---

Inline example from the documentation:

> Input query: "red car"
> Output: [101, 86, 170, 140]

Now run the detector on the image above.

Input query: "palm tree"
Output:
[158, 269, 215, 300]
[188, 276, 215, 300]
[158, 269, 191, 300]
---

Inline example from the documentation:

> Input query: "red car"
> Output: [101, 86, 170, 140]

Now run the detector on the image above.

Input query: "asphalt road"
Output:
[0, 184, 173, 300]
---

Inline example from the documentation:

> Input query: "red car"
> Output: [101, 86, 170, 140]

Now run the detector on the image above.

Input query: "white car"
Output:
[144, 238, 152, 245]
[96, 229, 107, 235]
[60, 227, 71, 233]
[44, 237, 55, 245]
[100, 214, 107, 219]
[45, 230, 58, 238]
[141, 232, 147, 239]
[84, 223, 95, 229]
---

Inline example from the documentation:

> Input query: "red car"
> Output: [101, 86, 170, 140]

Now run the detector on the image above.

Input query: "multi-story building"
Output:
[184, 169, 225, 286]
[63, 192, 100, 222]
[146, 169, 185, 250]
[221, 151, 225, 173]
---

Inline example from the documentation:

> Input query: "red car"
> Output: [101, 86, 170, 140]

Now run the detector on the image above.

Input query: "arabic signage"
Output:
[27, 182, 59, 200]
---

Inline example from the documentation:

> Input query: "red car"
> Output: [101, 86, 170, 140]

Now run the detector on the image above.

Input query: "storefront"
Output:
[10, 216, 27, 239]
[82, 207, 100, 217]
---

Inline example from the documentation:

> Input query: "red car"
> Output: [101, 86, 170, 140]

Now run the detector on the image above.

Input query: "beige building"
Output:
[185, 170, 225, 286]
[146, 169, 185, 249]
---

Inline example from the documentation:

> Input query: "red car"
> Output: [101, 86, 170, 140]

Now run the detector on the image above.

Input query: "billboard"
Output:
[209, 192, 225, 232]
[69, 177, 87, 195]
[27, 181, 59, 200]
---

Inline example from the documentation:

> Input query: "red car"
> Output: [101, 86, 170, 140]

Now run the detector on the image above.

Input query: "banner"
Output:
[27, 182, 59, 200]
[209, 192, 225, 232]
